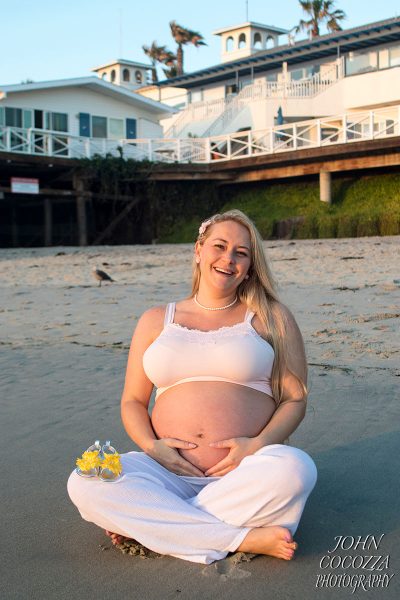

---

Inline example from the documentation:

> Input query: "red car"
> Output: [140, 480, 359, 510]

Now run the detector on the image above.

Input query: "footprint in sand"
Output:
[202, 553, 255, 580]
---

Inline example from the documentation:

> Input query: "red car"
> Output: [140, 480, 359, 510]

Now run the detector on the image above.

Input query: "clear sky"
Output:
[1, 0, 399, 85]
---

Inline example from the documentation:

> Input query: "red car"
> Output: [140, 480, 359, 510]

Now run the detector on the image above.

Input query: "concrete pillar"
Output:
[320, 170, 332, 204]
[282, 61, 288, 82]
[44, 198, 52, 246]
[73, 175, 87, 246]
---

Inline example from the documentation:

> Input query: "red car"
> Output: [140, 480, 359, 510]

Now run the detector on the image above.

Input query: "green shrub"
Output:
[317, 216, 338, 238]
[294, 215, 319, 239]
[379, 213, 400, 236]
[256, 218, 275, 239]
[337, 215, 358, 238]
[356, 216, 380, 237]
[157, 172, 400, 242]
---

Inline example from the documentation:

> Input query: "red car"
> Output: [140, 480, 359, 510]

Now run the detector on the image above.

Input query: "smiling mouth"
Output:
[214, 267, 234, 276]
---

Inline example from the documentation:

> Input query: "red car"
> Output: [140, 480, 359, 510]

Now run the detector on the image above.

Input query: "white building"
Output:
[0, 76, 174, 158]
[146, 16, 400, 139]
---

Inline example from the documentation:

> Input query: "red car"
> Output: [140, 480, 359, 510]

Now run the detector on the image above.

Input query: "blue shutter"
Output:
[126, 118, 137, 139]
[79, 113, 91, 137]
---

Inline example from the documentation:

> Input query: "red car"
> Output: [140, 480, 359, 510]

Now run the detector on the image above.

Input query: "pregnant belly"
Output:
[151, 381, 276, 473]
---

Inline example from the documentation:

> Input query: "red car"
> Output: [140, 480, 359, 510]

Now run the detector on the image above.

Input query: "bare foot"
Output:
[105, 530, 131, 546]
[237, 526, 298, 560]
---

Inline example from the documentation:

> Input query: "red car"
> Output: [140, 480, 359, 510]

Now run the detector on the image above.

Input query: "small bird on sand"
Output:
[92, 266, 114, 287]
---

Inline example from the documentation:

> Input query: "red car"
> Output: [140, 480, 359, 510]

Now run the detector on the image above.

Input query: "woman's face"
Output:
[195, 220, 252, 293]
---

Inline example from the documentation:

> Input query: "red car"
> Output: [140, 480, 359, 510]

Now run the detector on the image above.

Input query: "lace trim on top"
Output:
[167, 321, 274, 352]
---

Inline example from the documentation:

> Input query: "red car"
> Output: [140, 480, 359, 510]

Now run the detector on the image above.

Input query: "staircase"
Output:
[202, 83, 265, 138]
[164, 97, 226, 138]
[202, 59, 344, 138]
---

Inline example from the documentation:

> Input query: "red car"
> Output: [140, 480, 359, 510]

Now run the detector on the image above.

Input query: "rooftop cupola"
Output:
[91, 59, 153, 89]
[213, 22, 288, 63]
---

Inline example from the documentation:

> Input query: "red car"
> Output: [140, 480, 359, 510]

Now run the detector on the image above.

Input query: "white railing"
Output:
[165, 58, 344, 139]
[0, 105, 399, 164]
[0, 126, 125, 159]
[202, 60, 344, 138]
[265, 59, 344, 99]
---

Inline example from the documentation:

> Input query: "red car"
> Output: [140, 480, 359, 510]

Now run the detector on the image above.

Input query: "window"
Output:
[291, 68, 304, 81]
[290, 66, 319, 81]
[110, 69, 116, 82]
[92, 116, 107, 138]
[189, 90, 203, 104]
[253, 32, 262, 49]
[101, 72, 107, 79]
[135, 70, 143, 84]
[226, 36, 234, 51]
[346, 50, 378, 76]
[109, 118, 124, 139]
[45, 112, 68, 132]
[266, 36, 274, 49]
[23, 110, 32, 128]
[5, 107, 22, 127]
[80, 114, 134, 139]
[5, 107, 32, 129]
[266, 73, 278, 82]
[238, 33, 246, 49]
[389, 45, 400, 67]
[306, 65, 319, 77]
[123, 68, 130, 82]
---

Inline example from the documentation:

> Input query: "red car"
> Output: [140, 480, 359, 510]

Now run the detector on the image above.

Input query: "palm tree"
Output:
[142, 41, 176, 83]
[169, 21, 206, 75]
[162, 63, 179, 79]
[294, 0, 346, 39]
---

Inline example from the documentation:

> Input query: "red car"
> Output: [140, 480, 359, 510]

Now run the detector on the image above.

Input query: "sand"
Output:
[1, 236, 399, 600]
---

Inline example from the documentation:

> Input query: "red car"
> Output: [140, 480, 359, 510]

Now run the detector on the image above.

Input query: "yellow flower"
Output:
[101, 453, 122, 475]
[76, 450, 102, 472]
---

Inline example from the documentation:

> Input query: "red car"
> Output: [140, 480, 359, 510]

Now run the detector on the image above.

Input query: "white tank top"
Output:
[143, 302, 275, 401]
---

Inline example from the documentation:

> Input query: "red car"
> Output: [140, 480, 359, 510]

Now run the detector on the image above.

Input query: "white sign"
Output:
[11, 177, 39, 194]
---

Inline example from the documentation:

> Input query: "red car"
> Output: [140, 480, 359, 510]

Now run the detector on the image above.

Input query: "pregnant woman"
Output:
[68, 209, 317, 564]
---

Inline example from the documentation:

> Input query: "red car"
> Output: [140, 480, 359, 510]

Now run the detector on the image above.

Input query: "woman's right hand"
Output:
[146, 438, 205, 477]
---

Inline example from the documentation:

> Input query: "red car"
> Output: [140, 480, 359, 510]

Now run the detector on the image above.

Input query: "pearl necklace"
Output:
[194, 293, 238, 311]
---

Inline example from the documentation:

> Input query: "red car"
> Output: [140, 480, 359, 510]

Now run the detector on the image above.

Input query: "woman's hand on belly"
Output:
[204, 436, 262, 477]
[147, 437, 206, 477]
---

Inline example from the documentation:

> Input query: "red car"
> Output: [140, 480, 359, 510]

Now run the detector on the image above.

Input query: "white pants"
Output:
[68, 444, 317, 564]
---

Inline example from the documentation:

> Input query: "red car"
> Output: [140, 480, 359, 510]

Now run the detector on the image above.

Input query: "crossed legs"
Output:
[68, 444, 317, 564]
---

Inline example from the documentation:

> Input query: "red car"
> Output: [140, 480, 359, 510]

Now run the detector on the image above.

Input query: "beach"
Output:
[1, 236, 399, 600]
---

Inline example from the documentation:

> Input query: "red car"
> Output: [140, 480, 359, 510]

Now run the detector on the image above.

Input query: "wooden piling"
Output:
[73, 175, 87, 246]
[44, 198, 52, 246]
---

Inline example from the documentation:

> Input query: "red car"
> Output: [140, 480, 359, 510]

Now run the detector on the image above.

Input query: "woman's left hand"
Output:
[204, 436, 261, 477]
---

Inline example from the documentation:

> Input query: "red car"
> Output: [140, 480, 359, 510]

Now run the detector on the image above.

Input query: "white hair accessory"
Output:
[198, 219, 213, 236]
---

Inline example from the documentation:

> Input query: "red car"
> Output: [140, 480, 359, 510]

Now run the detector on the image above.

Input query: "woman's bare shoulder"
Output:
[138, 305, 167, 327]
[252, 301, 301, 338]
[275, 302, 302, 332]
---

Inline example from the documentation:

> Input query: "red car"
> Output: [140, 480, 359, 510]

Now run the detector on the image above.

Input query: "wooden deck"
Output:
[1, 136, 399, 246]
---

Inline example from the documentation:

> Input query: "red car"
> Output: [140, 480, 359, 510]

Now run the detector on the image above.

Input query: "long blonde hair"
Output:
[190, 209, 307, 407]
